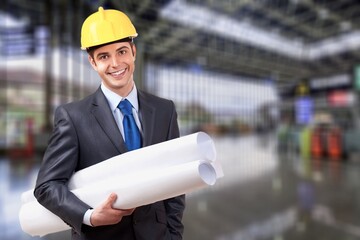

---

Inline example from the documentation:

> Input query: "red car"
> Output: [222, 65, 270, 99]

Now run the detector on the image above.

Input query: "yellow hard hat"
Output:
[81, 7, 138, 49]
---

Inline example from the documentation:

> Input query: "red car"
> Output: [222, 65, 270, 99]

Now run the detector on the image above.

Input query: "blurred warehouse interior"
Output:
[2, 0, 360, 239]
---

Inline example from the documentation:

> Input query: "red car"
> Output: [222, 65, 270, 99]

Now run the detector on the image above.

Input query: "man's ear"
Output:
[132, 44, 137, 61]
[88, 55, 97, 70]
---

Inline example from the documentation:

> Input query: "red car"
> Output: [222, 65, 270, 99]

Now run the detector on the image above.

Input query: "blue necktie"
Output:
[117, 99, 141, 151]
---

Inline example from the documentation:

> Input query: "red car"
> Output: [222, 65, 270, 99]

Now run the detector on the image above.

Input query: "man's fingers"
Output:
[104, 194, 135, 214]
[91, 195, 136, 227]
[104, 193, 117, 207]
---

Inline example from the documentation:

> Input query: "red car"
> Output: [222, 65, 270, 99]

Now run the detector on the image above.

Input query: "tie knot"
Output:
[118, 99, 133, 116]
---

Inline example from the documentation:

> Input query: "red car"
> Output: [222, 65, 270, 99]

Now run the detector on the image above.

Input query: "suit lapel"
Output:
[138, 90, 156, 147]
[90, 88, 127, 154]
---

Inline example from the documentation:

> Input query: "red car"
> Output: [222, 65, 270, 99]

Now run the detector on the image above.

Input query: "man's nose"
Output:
[111, 56, 120, 67]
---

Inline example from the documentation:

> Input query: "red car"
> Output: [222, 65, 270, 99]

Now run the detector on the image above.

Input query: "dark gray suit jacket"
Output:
[34, 87, 185, 240]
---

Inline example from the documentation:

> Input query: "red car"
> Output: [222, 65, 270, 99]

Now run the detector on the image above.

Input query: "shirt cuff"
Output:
[83, 209, 94, 227]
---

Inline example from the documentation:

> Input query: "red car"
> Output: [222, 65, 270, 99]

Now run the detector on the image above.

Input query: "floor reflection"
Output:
[2, 134, 360, 239]
[183, 134, 360, 240]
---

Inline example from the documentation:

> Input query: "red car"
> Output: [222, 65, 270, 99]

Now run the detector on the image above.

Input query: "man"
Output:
[34, 7, 185, 240]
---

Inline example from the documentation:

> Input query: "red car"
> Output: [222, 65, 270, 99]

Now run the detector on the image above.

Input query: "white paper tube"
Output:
[22, 132, 218, 203]
[69, 132, 217, 189]
[19, 202, 70, 237]
[19, 161, 216, 237]
[21, 189, 35, 203]
[77, 160, 217, 209]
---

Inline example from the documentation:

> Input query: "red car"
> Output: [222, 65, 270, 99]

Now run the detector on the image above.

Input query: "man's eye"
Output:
[119, 50, 126, 55]
[98, 55, 108, 60]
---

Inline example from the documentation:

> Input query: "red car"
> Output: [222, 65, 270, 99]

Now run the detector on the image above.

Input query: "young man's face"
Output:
[88, 41, 136, 97]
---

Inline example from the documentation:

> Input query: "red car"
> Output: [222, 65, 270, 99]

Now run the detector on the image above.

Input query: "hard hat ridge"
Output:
[99, 6, 105, 20]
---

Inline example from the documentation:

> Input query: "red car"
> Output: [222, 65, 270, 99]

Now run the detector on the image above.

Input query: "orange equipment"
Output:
[327, 127, 342, 161]
[311, 128, 323, 160]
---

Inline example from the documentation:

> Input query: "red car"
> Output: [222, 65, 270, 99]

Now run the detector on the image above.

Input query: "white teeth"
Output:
[110, 69, 125, 76]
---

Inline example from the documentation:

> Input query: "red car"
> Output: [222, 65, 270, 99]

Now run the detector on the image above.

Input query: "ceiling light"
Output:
[318, 8, 329, 20]
[340, 21, 352, 31]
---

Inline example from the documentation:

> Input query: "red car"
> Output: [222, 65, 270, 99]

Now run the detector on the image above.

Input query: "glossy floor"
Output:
[2, 134, 360, 240]
[184, 135, 360, 240]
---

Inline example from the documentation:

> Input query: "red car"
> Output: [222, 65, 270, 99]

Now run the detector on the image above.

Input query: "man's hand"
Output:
[90, 193, 135, 227]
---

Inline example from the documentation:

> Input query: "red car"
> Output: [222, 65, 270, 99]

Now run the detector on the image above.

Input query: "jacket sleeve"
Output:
[164, 101, 186, 239]
[34, 105, 90, 234]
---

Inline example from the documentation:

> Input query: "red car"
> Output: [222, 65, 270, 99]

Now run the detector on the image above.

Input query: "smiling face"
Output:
[88, 41, 136, 97]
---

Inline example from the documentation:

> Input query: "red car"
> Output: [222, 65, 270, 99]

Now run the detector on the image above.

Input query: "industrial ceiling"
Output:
[3, 0, 360, 87]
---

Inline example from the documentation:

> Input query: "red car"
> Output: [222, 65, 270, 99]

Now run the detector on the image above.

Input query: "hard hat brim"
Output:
[83, 37, 136, 51]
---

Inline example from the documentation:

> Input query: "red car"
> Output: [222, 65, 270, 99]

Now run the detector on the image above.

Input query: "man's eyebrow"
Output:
[116, 46, 129, 51]
[95, 46, 129, 58]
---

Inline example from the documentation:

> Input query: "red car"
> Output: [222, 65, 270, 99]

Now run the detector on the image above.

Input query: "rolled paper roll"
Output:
[76, 160, 217, 210]
[19, 203, 70, 237]
[21, 132, 220, 203]
[21, 189, 35, 203]
[19, 160, 217, 237]
[68, 131, 218, 189]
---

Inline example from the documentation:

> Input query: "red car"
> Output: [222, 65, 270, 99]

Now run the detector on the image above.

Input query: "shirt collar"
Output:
[101, 83, 139, 113]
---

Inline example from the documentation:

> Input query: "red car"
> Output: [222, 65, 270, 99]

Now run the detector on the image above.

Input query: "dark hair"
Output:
[87, 37, 134, 59]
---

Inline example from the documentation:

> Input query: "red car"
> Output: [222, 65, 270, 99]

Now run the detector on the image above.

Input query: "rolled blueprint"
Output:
[19, 160, 217, 237]
[68, 131, 218, 189]
[21, 131, 220, 203]
[21, 189, 35, 203]
[75, 160, 216, 209]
